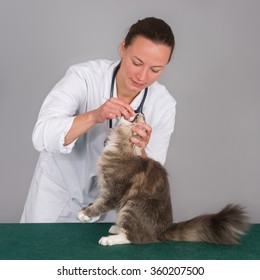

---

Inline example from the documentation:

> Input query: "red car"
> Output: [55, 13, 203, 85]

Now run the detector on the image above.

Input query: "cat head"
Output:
[118, 113, 146, 126]
[104, 113, 146, 155]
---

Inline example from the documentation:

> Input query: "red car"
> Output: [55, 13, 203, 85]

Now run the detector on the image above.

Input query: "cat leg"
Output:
[109, 225, 121, 234]
[77, 196, 116, 222]
[99, 231, 131, 246]
[77, 209, 92, 222]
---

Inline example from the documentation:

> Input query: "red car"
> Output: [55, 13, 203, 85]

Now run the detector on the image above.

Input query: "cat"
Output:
[77, 114, 249, 246]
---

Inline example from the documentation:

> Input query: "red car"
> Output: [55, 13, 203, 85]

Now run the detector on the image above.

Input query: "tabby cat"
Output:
[78, 114, 249, 246]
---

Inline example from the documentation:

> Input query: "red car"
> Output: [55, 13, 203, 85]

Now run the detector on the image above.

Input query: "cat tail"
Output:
[159, 204, 249, 245]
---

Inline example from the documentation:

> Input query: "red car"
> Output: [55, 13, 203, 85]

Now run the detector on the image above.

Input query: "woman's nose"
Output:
[136, 68, 147, 81]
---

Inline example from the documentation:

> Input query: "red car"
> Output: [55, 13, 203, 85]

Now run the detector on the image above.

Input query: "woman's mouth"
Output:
[131, 79, 144, 88]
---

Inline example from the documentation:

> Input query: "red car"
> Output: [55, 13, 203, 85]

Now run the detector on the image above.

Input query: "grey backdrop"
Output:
[0, 0, 259, 223]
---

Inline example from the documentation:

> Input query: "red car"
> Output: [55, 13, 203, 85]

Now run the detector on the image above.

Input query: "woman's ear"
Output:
[119, 40, 126, 57]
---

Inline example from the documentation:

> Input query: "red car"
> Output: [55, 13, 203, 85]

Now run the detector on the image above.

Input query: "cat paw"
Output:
[77, 210, 90, 222]
[99, 236, 112, 246]
[98, 233, 130, 246]
[108, 225, 121, 234]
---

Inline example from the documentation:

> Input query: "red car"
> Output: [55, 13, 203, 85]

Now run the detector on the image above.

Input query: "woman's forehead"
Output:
[125, 36, 171, 66]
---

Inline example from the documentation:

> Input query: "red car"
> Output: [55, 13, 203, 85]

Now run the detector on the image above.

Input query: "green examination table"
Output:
[0, 223, 259, 260]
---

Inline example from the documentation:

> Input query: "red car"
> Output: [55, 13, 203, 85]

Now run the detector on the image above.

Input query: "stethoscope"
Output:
[109, 63, 148, 128]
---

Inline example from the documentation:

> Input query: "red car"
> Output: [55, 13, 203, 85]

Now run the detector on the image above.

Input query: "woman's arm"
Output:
[64, 98, 135, 146]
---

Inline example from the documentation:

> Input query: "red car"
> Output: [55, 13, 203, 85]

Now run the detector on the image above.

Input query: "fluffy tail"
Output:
[160, 204, 249, 245]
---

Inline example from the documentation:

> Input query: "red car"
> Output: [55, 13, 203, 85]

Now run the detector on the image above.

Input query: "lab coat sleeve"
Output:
[146, 100, 176, 165]
[32, 66, 87, 153]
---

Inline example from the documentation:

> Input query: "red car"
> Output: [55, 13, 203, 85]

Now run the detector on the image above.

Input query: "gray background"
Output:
[0, 0, 259, 223]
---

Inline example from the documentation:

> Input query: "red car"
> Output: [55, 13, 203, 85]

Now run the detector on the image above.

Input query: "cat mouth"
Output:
[128, 113, 146, 123]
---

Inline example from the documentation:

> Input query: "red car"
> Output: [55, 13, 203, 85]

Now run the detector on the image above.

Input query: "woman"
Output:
[21, 17, 177, 222]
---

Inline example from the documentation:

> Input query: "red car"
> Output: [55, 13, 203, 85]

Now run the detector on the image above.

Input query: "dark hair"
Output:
[124, 17, 175, 62]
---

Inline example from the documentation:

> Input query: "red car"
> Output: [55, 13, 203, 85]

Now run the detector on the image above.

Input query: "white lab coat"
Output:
[20, 59, 176, 223]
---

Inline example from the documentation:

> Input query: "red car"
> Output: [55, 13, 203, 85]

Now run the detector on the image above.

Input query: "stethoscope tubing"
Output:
[109, 63, 148, 128]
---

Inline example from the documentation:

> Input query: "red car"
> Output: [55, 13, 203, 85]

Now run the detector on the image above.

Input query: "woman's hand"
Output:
[130, 122, 152, 154]
[93, 98, 135, 123]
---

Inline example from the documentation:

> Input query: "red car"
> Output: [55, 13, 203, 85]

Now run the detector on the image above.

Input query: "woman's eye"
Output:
[151, 68, 160, 73]
[133, 61, 142, 66]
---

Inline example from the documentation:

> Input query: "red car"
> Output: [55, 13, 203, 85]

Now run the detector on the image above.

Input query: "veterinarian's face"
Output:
[119, 36, 171, 93]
